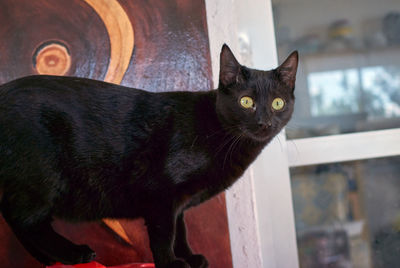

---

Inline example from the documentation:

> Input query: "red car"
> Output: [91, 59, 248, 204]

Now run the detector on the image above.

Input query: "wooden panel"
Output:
[83, 0, 134, 84]
[118, 0, 213, 92]
[0, 0, 110, 83]
[0, 1, 232, 267]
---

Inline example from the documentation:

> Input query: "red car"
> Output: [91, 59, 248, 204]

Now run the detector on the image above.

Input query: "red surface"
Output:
[47, 261, 154, 268]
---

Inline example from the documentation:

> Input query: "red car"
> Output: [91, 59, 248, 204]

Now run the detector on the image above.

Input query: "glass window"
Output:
[272, 0, 400, 138]
[308, 68, 360, 116]
[290, 156, 400, 268]
[361, 66, 400, 118]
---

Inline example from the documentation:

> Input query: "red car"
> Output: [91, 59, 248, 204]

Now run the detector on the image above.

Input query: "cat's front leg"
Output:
[145, 207, 190, 268]
[174, 213, 208, 268]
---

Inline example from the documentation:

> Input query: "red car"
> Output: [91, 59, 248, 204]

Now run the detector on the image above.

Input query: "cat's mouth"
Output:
[242, 126, 274, 142]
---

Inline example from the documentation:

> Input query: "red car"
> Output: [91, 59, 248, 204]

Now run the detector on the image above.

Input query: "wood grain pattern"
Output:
[102, 219, 133, 246]
[0, 0, 110, 83]
[118, 0, 213, 92]
[83, 0, 134, 84]
[34, 42, 71, 75]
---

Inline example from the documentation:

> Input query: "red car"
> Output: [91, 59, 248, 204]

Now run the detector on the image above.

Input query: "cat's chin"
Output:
[236, 126, 273, 142]
[245, 130, 274, 143]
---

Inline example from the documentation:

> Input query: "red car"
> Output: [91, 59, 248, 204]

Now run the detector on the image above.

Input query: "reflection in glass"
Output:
[361, 66, 400, 118]
[272, 0, 400, 138]
[308, 66, 400, 119]
[290, 156, 400, 268]
[308, 69, 360, 116]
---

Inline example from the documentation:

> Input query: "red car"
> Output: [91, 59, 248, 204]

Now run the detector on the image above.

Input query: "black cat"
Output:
[0, 45, 298, 268]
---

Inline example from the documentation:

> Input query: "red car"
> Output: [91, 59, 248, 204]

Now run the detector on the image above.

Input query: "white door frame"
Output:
[206, 1, 299, 267]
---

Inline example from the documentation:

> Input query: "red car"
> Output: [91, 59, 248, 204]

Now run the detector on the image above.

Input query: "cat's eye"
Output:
[272, 97, 285, 111]
[240, 96, 254, 109]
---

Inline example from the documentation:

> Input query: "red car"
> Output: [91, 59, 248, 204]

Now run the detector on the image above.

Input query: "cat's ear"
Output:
[219, 44, 241, 88]
[276, 51, 298, 90]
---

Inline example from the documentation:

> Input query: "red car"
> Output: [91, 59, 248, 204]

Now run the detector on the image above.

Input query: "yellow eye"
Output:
[272, 97, 285, 111]
[240, 96, 254, 109]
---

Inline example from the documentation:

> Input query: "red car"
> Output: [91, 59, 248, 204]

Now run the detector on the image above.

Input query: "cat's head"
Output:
[216, 44, 298, 142]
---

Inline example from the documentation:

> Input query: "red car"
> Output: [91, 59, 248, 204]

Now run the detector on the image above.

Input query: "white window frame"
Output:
[205, 1, 400, 268]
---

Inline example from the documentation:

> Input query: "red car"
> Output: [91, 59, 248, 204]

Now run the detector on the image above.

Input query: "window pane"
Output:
[361, 66, 400, 118]
[290, 156, 400, 268]
[308, 69, 360, 116]
[272, 0, 400, 138]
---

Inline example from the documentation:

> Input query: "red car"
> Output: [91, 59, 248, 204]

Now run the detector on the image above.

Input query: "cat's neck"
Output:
[197, 91, 269, 188]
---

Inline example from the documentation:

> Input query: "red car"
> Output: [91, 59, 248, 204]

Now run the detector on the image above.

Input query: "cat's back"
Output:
[0, 75, 156, 161]
[0, 75, 145, 112]
[0, 75, 151, 129]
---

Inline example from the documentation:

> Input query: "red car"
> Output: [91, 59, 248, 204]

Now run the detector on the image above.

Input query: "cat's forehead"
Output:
[247, 69, 279, 91]
[249, 68, 273, 79]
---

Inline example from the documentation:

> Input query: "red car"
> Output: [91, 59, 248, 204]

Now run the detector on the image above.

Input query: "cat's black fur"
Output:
[0, 45, 298, 268]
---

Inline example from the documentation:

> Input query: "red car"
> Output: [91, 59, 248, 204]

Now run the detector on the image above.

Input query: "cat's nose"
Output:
[258, 120, 272, 129]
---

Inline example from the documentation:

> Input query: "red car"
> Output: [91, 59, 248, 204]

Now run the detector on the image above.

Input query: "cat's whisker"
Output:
[276, 134, 284, 152]
[222, 132, 243, 170]
[223, 135, 237, 169]
[212, 126, 241, 156]
[228, 134, 243, 167]
[214, 133, 237, 157]
[287, 139, 300, 160]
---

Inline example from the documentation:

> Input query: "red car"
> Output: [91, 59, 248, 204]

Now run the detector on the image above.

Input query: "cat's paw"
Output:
[165, 259, 190, 268]
[74, 244, 96, 263]
[187, 254, 208, 268]
[49, 244, 96, 265]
